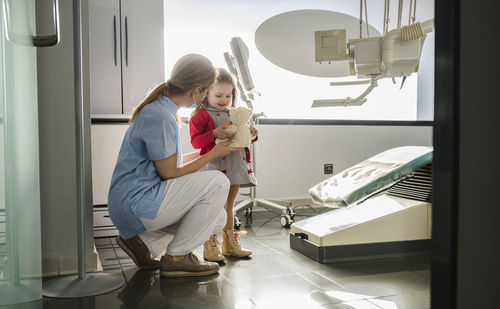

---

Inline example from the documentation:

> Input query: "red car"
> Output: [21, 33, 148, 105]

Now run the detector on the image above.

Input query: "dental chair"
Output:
[290, 146, 433, 263]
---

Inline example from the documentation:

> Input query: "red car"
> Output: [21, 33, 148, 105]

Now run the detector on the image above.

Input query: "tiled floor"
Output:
[38, 207, 429, 308]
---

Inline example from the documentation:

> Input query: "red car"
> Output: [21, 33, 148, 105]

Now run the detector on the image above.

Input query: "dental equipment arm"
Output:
[313, 18, 434, 107]
[312, 75, 383, 107]
[382, 19, 434, 77]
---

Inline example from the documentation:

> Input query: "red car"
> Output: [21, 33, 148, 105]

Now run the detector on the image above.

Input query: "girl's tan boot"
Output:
[203, 234, 225, 262]
[222, 229, 252, 258]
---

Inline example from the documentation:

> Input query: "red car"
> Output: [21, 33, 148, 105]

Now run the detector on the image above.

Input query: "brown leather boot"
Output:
[160, 253, 219, 277]
[222, 229, 252, 258]
[203, 234, 225, 262]
[116, 236, 160, 270]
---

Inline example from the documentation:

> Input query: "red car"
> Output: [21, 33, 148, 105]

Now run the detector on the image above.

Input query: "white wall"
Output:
[93, 123, 432, 203]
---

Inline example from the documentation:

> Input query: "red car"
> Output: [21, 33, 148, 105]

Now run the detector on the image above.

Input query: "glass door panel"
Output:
[0, 0, 42, 305]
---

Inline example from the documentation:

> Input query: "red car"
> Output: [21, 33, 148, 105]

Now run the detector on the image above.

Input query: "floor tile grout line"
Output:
[242, 217, 284, 235]
[305, 269, 351, 292]
[250, 235, 334, 277]
[92, 225, 429, 308]
[364, 296, 395, 309]
[250, 234, 292, 256]
[247, 234, 356, 292]
[225, 270, 299, 283]
[294, 271, 355, 302]
[108, 236, 129, 286]
[219, 273, 262, 308]
[248, 236, 424, 302]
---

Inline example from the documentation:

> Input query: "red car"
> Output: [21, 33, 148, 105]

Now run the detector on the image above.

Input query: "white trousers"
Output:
[138, 170, 228, 257]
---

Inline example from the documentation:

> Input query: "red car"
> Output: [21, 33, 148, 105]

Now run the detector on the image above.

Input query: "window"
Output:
[165, 0, 434, 121]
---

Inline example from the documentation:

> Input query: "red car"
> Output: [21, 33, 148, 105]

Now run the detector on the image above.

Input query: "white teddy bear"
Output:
[216, 106, 254, 147]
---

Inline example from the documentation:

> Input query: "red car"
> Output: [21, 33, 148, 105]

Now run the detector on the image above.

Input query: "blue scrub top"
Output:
[108, 96, 182, 239]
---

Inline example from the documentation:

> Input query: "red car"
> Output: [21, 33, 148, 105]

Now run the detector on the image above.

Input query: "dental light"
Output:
[224, 37, 259, 110]
[312, 0, 434, 107]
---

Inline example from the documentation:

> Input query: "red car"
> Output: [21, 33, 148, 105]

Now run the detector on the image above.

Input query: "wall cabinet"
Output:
[89, 0, 164, 115]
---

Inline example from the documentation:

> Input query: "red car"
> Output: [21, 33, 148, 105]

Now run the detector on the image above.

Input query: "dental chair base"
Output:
[289, 194, 431, 263]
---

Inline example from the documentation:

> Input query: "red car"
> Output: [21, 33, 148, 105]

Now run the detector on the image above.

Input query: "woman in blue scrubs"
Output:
[108, 54, 238, 277]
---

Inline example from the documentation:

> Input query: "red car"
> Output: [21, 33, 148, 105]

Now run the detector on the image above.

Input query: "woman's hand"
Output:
[155, 141, 240, 179]
[212, 122, 234, 139]
[211, 140, 241, 157]
[250, 125, 258, 138]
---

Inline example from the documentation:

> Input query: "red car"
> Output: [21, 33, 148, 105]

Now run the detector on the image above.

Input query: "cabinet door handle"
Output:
[113, 15, 117, 66]
[2, 0, 60, 47]
[124, 16, 128, 67]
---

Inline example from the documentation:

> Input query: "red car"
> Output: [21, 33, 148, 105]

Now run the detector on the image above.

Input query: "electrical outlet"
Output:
[324, 164, 334, 174]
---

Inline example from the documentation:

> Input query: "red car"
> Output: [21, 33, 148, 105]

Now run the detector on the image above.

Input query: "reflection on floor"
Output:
[40, 208, 430, 308]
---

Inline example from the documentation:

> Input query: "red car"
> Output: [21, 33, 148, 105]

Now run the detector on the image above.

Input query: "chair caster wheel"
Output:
[245, 208, 253, 218]
[234, 216, 242, 229]
[280, 214, 293, 228]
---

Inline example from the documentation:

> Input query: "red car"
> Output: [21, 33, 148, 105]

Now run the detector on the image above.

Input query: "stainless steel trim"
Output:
[113, 15, 117, 66]
[124, 16, 128, 66]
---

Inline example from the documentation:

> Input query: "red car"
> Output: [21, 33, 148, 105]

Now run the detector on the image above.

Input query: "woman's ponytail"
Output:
[130, 83, 168, 123]
[129, 54, 215, 123]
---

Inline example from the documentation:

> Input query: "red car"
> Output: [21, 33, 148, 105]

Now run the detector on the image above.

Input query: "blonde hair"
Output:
[191, 67, 238, 117]
[130, 54, 216, 123]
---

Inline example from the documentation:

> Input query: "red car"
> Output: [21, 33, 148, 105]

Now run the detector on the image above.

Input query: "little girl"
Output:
[189, 68, 258, 262]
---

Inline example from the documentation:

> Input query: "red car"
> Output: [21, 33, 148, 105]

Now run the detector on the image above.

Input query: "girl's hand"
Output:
[212, 123, 234, 139]
[211, 140, 241, 157]
[250, 125, 258, 138]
